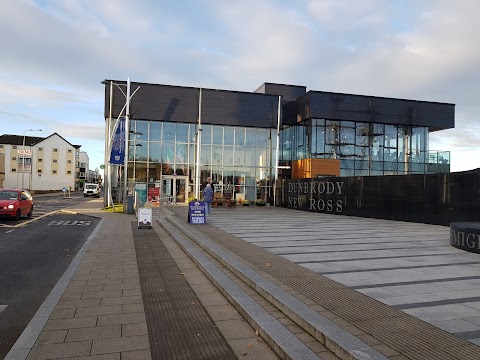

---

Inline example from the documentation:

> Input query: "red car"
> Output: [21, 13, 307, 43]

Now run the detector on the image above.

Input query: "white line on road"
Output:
[0, 305, 7, 314]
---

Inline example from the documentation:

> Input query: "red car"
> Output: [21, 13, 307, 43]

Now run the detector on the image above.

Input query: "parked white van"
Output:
[83, 183, 101, 197]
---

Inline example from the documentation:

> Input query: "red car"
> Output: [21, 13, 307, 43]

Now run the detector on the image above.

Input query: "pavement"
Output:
[5, 199, 480, 359]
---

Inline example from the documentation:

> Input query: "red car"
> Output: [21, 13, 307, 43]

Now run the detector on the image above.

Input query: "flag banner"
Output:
[110, 117, 125, 165]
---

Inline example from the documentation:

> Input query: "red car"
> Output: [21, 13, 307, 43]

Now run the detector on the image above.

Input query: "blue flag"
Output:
[109, 117, 125, 165]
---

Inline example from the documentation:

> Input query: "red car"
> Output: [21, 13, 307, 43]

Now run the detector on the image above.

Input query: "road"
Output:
[0, 194, 102, 358]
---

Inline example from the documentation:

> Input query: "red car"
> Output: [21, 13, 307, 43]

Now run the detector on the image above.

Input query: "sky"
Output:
[1, 0, 480, 176]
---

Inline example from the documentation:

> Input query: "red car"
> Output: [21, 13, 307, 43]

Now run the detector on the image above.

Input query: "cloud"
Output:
[1, 0, 479, 172]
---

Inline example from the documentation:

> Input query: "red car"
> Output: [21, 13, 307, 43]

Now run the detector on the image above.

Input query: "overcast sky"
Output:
[1, 0, 480, 174]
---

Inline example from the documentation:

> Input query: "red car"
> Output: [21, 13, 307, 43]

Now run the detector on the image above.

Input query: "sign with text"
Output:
[188, 201, 206, 224]
[286, 180, 344, 214]
[18, 149, 32, 173]
[138, 207, 152, 229]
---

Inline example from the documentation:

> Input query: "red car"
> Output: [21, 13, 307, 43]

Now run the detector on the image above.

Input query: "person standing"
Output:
[201, 176, 212, 191]
[202, 183, 213, 216]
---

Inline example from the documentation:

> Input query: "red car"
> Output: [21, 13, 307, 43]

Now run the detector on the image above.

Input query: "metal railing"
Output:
[160, 195, 176, 212]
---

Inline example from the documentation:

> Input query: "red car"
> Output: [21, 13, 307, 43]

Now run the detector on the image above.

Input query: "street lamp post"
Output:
[21, 129, 42, 189]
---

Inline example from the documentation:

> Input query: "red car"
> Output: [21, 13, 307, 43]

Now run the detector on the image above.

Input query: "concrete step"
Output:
[159, 212, 388, 360]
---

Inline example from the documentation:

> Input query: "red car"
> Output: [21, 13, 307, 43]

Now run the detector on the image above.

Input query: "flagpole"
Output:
[195, 88, 202, 200]
[273, 95, 281, 207]
[123, 77, 131, 211]
[106, 81, 113, 207]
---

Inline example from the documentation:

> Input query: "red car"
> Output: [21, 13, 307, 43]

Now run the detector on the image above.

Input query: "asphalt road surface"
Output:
[0, 211, 101, 358]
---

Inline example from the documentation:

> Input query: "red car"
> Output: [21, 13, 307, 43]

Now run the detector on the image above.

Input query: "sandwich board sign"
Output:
[188, 201, 206, 224]
[138, 207, 152, 229]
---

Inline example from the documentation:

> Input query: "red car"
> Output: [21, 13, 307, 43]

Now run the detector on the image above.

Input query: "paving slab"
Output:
[170, 205, 480, 358]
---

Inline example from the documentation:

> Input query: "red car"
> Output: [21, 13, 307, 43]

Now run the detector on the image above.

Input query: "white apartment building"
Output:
[0, 133, 82, 191]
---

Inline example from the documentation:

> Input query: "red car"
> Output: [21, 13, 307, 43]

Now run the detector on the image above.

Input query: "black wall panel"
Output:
[104, 80, 279, 129]
[284, 169, 480, 226]
[283, 91, 455, 130]
[104, 80, 454, 131]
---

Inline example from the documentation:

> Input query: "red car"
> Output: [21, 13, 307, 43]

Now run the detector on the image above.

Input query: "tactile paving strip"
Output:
[132, 223, 236, 360]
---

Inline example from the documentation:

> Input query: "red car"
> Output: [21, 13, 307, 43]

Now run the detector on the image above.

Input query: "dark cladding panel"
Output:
[104, 80, 278, 128]
[256, 83, 307, 102]
[199, 89, 277, 128]
[284, 168, 480, 226]
[284, 91, 454, 130]
[105, 81, 200, 123]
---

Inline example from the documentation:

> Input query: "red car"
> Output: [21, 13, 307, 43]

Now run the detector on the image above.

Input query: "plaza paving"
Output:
[202, 206, 480, 346]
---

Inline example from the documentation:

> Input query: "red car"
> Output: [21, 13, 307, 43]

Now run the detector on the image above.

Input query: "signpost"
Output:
[62, 186, 71, 198]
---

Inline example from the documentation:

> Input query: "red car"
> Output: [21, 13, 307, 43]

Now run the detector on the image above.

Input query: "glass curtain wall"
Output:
[126, 120, 276, 203]
[281, 118, 442, 176]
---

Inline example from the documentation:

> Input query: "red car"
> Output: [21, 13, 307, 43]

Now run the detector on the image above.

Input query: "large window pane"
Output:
[201, 144, 212, 164]
[202, 125, 212, 144]
[234, 146, 245, 166]
[224, 126, 234, 145]
[411, 127, 427, 163]
[246, 128, 256, 147]
[163, 122, 175, 143]
[235, 127, 245, 146]
[188, 124, 196, 143]
[162, 142, 175, 163]
[149, 142, 161, 162]
[245, 147, 256, 167]
[223, 146, 234, 166]
[131, 120, 148, 141]
[176, 123, 189, 143]
[213, 126, 223, 145]
[256, 128, 268, 147]
[133, 144, 148, 161]
[257, 148, 270, 167]
[313, 121, 325, 156]
[134, 163, 148, 182]
[188, 144, 195, 165]
[212, 145, 222, 167]
[175, 143, 188, 167]
[384, 125, 397, 149]
[150, 122, 161, 141]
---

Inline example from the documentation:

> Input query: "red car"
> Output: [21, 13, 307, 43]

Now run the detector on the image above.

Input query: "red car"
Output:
[0, 188, 34, 220]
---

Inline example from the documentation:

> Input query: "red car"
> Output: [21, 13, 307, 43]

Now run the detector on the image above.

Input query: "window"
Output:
[67, 160, 72, 163]
[12, 156, 16, 160]
[53, 148, 58, 152]
[38, 147, 43, 151]
[38, 158, 43, 162]
[53, 159, 58, 163]
[68, 149, 72, 153]
[53, 170, 57, 174]
[38, 169, 42, 174]
[67, 170, 72, 174]
[0, 145, 3, 148]
[12, 145, 17, 149]
[12, 168, 16, 172]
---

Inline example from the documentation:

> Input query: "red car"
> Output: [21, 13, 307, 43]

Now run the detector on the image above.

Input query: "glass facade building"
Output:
[281, 119, 450, 177]
[103, 80, 454, 205]
[126, 119, 276, 203]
